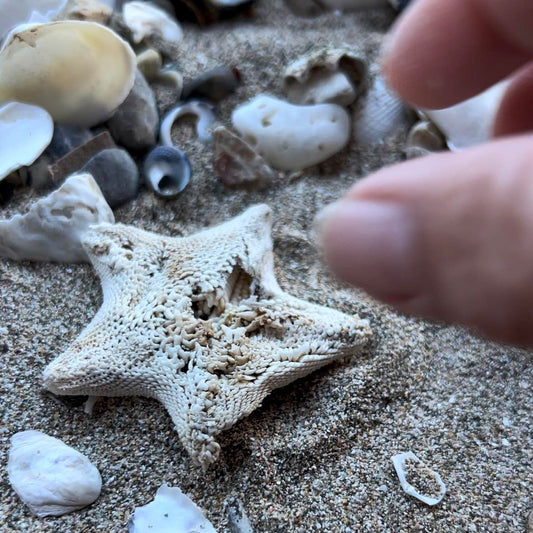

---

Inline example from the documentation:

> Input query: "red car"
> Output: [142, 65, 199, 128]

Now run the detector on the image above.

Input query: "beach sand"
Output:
[1, 2, 532, 531]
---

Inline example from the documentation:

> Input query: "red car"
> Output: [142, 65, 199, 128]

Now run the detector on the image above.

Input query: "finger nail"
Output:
[316, 200, 420, 299]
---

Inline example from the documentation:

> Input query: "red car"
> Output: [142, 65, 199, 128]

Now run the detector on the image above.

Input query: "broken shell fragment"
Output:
[7, 430, 102, 517]
[144, 145, 191, 197]
[160, 100, 217, 145]
[0, 102, 53, 182]
[123, 1, 183, 45]
[422, 81, 507, 151]
[0, 173, 114, 262]
[55, 0, 114, 24]
[391, 451, 446, 506]
[282, 47, 366, 106]
[405, 120, 446, 159]
[182, 66, 241, 102]
[214, 125, 279, 189]
[231, 95, 350, 171]
[0, 21, 136, 127]
[129, 484, 217, 533]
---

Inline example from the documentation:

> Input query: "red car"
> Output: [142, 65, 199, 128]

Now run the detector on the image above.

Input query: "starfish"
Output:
[43, 205, 371, 468]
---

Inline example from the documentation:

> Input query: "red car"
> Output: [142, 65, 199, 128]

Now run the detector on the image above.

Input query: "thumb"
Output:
[318, 135, 533, 346]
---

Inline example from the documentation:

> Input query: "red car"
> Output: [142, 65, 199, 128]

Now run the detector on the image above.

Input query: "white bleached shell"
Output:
[7, 430, 102, 517]
[0, 21, 136, 127]
[129, 484, 217, 533]
[160, 100, 217, 145]
[282, 47, 366, 106]
[0, 173, 114, 262]
[352, 74, 410, 146]
[231, 95, 350, 171]
[391, 451, 446, 506]
[55, 0, 114, 24]
[422, 81, 508, 151]
[123, 2, 183, 45]
[0, 102, 53, 181]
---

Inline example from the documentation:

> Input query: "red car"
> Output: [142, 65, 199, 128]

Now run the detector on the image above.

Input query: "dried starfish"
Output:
[43, 205, 371, 468]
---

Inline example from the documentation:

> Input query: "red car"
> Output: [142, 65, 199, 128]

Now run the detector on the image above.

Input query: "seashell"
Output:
[128, 484, 217, 533]
[144, 145, 191, 197]
[160, 100, 217, 145]
[214, 125, 279, 189]
[0, 102, 54, 182]
[282, 47, 366, 106]
[405, 120, 446, 159]
[54, 0, 114, 24]
[0, 21, 136, 127]
[422, 81, 507, 151]
[226, 498, 254, 533]
[7, 430, 102, 517]
[231, 94, 350, 171]
[391, 451, 446, 506]
[123, 1, 183, 45]
[182, 66, 241, 103]
[352, 73, 411, 146]
[0, 173, 114, 262]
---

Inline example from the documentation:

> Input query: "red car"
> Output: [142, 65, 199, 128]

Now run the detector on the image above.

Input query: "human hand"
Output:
[318, 0, 533, 345]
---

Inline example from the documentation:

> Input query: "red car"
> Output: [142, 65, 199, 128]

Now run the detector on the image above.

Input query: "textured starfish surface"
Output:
[43, 205, 371, 467]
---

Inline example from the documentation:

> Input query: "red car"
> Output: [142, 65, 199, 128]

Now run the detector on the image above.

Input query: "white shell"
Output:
[123, 2, 183, 45]
[0, 173, 115, 262]
[0, 21, 136, 127]
[282, 47, 366, 106]
[391, 451, 446, 506]
[160, 101, 217, 145]
[129, 484, 217, 533]
[231, 95, 350, 171]
[7, 430, 102, 518]
[423, 81, 508, 151]
[0, 102, 53, 181]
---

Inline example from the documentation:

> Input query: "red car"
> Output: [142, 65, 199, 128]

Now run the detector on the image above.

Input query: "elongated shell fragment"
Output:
[7, 430, 102, 517]
[0, 102, 53, 181]
[129, 484, 217, 533]
[0, 21, 136, 127]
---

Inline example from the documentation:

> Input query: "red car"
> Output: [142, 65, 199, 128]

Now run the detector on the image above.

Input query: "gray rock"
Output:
[80, 148, 139, 207]
[107, 70, 159, 151]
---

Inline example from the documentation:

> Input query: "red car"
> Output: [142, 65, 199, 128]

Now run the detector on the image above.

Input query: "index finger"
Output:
[382, 0, 533, 108]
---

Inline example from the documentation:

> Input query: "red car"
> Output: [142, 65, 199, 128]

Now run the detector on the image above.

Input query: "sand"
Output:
[1, 1, 532, 532]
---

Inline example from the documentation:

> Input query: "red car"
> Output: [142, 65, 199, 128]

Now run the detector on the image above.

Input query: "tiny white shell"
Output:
[123, 1, 183, 44]
[7, 430, 102, 517]
[129, 484, 217, 533]
[0, 21, 136, 127]
[0, 102, 53, 181]
[0, 173, 114, 262]
[391, 451, 446, 506]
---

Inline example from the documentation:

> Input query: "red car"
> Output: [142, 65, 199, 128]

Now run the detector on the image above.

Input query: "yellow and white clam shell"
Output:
[0, 20, 136, 127]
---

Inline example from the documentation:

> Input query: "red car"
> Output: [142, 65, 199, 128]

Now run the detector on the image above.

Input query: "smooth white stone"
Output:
[129, 484, 217, 533]
[7, 430, 102, 517]
[0, 173, 114, 262]
[423, 81, 508, 151]
[231, 95, 350, 171]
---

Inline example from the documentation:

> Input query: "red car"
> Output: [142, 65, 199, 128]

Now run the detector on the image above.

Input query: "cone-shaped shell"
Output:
[0, 21, 136, 127]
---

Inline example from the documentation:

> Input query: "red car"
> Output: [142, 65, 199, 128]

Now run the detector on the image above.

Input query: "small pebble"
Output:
[107, 70, 159, 151]
[81, 148, 140, 207]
